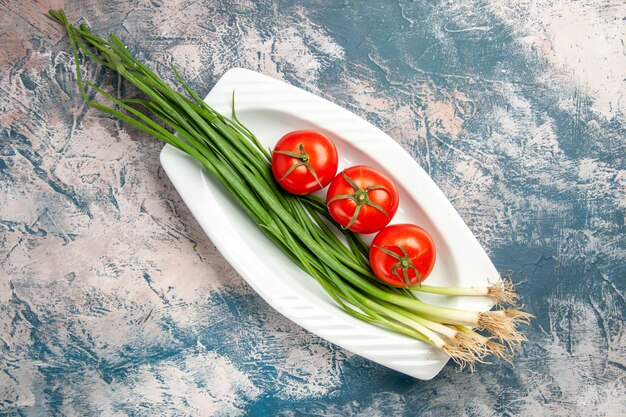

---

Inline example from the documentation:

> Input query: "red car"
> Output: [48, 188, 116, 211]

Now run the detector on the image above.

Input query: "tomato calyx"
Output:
[273, 143, 323, 188]
[327, 172, 391, 229]
[372, 244, 421, 287]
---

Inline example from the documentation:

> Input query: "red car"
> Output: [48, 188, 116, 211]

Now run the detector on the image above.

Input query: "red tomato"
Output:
[370, 224, 436, 287]
[271, 130, 338, 195]
[326, 165, 399, 234]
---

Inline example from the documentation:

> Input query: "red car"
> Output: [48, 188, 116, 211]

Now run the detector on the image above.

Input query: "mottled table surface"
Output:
[1, 1, 624, 415]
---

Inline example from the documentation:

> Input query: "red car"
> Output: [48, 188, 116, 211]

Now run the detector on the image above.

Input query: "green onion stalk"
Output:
[48, 9, 531, 370]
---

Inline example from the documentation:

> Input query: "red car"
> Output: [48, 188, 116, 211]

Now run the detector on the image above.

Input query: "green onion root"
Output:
[411, 277, 520, 306]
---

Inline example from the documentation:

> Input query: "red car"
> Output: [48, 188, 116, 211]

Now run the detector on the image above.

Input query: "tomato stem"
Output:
[273, 143, 323, 188]
[373, 244, 421, 287]
[327, 172, 391, 229]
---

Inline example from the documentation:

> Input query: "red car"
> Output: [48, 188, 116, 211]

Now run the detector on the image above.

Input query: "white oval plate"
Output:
[160, 68, 499, 380]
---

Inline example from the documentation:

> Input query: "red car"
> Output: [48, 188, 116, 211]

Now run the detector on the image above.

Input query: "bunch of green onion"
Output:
[49, 9, 531, 369]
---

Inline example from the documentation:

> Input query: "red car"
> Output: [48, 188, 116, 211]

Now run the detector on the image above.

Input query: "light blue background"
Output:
[1, 1, 624, 415]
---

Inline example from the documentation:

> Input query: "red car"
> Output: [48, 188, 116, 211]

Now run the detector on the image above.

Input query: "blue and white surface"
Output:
[1, 1, 624, 415]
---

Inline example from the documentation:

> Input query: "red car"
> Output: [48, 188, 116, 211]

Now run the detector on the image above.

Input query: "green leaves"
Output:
[49, 8, 422, 331]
